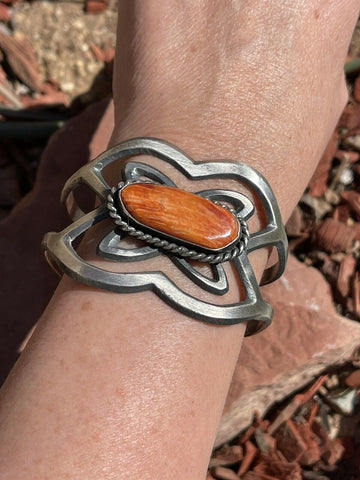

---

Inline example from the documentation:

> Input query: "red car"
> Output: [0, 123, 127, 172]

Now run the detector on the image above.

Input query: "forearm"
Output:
[0, 281, 248, 479]
[0, 136, 267, 479]
[0, 2, 358, 479]
[0, 124, 270, 478]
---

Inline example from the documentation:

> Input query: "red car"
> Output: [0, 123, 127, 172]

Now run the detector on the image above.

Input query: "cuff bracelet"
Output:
[43, 137, 288, 336]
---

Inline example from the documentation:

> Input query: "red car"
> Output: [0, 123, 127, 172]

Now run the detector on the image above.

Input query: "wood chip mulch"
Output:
[208, 362, 360, 480]
[0, 0, 114, 220]
[285, 81, 360, 322]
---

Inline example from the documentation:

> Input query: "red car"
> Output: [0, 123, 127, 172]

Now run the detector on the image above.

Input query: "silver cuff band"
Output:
[42, 137, 288, 336]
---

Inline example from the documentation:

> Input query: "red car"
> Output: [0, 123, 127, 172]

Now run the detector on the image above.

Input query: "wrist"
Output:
[67, 137, 274, 333]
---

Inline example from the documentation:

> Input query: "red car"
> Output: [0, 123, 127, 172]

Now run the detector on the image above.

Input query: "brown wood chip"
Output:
[210, 445, 243, 468]
[312, 218, 356, 253]
[338, 103, 360, 130]
[336, 254, 356, 298]
[296, 423, 322, 466]
[0, 31, 42, 92]
[341, 190, 360, 220]
[335, 149, 360, 163]
[90, 43, 106, 62]
[210, 466, 240, 480]
[344, 369, 360, 388]
[0, 3, 10, 21]
[253, 452, 302, 480]
[268, 377, 327, 435]
[321, 438, 345, 466]
[354, 74, 360, 102]
[85, 0, 108, 14]
[332, 203, 350, 223]
[237, 441, 258, 477]
[302, 472, 330, 480]
[275, 420, 307, 463]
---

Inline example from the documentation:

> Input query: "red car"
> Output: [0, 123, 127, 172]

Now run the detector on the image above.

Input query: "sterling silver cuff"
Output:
[43, 137, 288, 336]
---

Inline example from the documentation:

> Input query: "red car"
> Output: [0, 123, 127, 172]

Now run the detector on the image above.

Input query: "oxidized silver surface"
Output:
[43, 137, 288, 335]
[106, 182, 250, 264]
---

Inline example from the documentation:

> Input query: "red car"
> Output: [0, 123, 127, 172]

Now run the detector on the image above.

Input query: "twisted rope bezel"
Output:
[106, 182, 250, 264]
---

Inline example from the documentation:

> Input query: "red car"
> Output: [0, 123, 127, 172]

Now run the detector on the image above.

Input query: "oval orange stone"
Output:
[119, 184, 239, 250]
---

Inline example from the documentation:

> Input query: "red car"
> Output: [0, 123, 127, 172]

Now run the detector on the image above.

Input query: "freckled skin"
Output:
[120, 184, 239, 249]
[81, 301, 93, 312]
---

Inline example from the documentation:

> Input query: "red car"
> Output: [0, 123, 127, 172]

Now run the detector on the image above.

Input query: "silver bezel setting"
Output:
[106, 182, 250, 264]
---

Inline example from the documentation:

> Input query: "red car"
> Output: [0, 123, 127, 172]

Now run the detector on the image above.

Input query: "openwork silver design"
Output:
[106, 182, 250, 264]
[43, 137, 288, 335]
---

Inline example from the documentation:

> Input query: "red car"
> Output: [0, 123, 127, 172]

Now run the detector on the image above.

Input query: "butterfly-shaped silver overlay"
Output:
[43, 138, 288, 336]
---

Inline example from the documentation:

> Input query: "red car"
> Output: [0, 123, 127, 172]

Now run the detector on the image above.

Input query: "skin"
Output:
[0, 1, 359, 479]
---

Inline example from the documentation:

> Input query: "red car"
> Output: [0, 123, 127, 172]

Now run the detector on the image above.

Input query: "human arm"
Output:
[0, 2, 358, 479]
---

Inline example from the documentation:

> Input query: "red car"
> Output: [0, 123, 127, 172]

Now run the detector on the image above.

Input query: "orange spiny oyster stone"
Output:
[119, 183, 239, 250]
